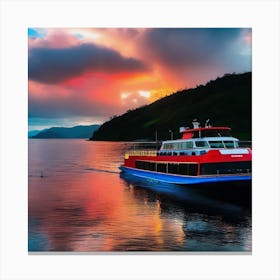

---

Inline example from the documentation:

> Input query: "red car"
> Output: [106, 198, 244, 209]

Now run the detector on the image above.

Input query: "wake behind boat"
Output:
[120, 119, 252, 185]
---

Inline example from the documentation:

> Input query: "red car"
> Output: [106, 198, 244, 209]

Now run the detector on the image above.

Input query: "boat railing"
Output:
[129, 142, 162, 150]
[125, 150, 158, 159]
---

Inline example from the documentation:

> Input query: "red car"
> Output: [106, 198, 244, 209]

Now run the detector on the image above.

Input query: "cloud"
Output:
[28, 28, 252, 129]
[142, 28, 242, 66]
[138, 28, 251, 87]
[120, 90, 150, 108]
[29, 43, 150, 84]
[28, 76, 123, 120]
[28, 87, 122, 121]
[28, 73, 152, 122]
[28, 29, 81, 50]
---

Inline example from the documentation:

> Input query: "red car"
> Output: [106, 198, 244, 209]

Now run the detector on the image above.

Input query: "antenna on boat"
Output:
[169, 129, 173, 140]
[205, 118, 211, 128]
[192, 119, 200, 129]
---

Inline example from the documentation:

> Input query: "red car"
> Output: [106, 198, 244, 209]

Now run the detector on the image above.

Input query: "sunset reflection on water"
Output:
[28, 139, 251, 252]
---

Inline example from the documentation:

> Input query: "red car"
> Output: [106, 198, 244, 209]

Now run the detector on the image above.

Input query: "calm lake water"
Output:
[28, 139, 251, 252]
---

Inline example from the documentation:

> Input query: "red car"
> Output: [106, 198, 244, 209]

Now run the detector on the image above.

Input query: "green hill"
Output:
[90, 72, 251, 141]
[32, 124, 100, 139]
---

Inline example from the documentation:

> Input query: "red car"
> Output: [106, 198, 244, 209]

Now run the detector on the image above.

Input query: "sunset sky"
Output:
[28, 28, 252, 131]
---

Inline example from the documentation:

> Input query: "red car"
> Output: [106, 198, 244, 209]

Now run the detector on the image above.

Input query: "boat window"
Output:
[178, 164, 189, 175]
[234, 141, 239, 148]
[174, 143, 179, 150]
[195, 141, 208, 148]
[168, 163, 198, 176]
[157, 163, 167, 173]
[168, 163, 179, 174]
[163, 143, 172, 150]
[163, 142, 193, 150]
[182, 141, 193, 149]
[135, 161, 156, 171]
[209, 141, 225, 148]
[223, 141, 234, 148]
[188, 164, 198, 176]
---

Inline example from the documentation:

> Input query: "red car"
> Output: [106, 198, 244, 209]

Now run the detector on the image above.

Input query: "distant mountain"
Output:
[32, 125, 100, 139]
[90, 72, 251, 141]
[28, 130, 41, 138]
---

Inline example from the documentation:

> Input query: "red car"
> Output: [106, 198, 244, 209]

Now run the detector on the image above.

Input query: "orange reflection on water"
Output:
[29, 170, 185, 251]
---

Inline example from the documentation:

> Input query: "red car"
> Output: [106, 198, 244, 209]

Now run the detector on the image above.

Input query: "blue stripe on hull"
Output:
[120, 166, 251, 185]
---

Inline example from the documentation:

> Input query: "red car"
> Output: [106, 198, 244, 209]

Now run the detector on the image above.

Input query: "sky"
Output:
[28, 28, 252, 131]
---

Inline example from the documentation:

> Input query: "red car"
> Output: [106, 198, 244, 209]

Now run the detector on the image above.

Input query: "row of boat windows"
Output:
[135, 160, 252, 176]
[135, 161, 198, 176]
[200, 161, 252, 175]
[162, 140, 238, 150]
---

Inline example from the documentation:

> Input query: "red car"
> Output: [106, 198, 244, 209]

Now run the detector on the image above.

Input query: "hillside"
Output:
[28, 130, 41, 138]
[90, 72, 251, 141]
[32, 125, 100, 139]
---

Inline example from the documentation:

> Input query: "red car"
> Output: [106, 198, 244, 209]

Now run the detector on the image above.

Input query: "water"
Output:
[28, 139, 251, 252]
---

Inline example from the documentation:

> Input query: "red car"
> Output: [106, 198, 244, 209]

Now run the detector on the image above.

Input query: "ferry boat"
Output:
[120, 120, 252, 185]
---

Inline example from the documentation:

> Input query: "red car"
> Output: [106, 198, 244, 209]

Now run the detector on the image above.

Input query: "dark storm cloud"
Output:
[143, 28, 247, 68]
[28, 43, 149, 83]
